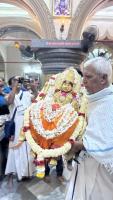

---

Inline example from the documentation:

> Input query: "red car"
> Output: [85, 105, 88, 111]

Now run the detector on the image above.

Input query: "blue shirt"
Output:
[0, 94, 7, 106]
[3, 86, 12, 94]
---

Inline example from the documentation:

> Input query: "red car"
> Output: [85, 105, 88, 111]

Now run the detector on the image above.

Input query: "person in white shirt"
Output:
[65, 57, 113, 200]
[5, 77, 34, 185]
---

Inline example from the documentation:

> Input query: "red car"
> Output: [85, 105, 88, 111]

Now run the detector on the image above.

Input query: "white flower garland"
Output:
[22, 67, 88, 159]
[23, 93, 87, 158]
[25, 131, 71, 158]
[30, 100, 78, 139]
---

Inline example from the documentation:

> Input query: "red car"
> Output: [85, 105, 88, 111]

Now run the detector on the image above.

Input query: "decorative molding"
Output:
[0, 0, 56, 39]
[0, 25, 39, 38]
[0, 20, 42, 38]
[68, 0, 108, 39]
[23, 0, 56, 39]
[99, 30, 113, 40]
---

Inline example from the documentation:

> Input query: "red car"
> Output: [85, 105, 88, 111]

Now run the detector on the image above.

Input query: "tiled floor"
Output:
[0, 166, 71, 200]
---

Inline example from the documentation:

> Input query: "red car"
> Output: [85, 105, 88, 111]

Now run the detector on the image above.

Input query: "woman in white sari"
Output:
[5, 79, 34, 183]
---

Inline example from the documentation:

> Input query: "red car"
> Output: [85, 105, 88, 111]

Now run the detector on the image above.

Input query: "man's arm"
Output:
[5, 81, 18, 105]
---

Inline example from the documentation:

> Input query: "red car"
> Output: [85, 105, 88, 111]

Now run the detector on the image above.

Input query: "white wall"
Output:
[44, 0, 52, 11]
[5, 46, 42, 81]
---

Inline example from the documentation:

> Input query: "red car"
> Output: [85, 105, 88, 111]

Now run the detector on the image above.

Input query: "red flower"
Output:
[52, 103, 60, 111]
[68, 139, 75, 145]
[33, 159, 45, 166]
[78, 112, 85, 118]
[23, 126, 30, 132]
[39, 92, 45, 97]
[72, 92, 77, 97]
[31, 99, 37, 103]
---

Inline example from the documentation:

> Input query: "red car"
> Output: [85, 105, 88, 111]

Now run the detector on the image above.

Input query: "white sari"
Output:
[5, 91, 34, 180]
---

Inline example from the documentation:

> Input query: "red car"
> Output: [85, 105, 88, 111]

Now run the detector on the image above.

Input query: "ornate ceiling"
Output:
[0, 0, 113, 75]
[0, 0, 113, 40]
[0, 0, 56, 39]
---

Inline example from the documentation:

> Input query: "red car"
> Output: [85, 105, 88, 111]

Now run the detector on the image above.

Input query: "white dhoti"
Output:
[5, 142, 33, 180]
[65, 155, 113, 200]
[66, 86, 113, 199]
[5, 91, 34, 180]
[5, 114, 34, 180]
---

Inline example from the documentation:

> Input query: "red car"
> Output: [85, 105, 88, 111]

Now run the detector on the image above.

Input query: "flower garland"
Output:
[23, 88, 87, 158]
[30, 101, 78, 139]
[22, 67, 88, 161]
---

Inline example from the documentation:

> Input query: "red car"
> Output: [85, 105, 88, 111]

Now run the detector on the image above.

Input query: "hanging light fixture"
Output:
[14, 41, 20, 49]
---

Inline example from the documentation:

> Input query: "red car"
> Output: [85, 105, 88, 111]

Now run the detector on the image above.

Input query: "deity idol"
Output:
[55, 0, 70, 16]
[19, 68, 87, 178]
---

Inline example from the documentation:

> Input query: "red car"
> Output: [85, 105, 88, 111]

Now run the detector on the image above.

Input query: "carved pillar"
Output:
[35, 48, 86, 74]
[31, 40, 87, 84]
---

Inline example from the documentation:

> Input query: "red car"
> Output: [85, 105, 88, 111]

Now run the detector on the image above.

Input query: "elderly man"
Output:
[65, 57, 113, 200]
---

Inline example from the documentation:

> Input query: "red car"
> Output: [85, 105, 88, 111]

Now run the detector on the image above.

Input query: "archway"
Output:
[0, 25, 40, 38]
[0, 0, 56, 39]
[68, 0, 110, 39]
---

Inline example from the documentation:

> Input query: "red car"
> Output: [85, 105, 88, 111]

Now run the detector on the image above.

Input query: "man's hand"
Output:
[71, 141, 84, 153]
[13, 79, 19, 88]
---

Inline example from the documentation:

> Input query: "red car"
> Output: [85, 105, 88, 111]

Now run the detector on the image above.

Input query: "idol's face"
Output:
[61, 80, 73, 92]
[83, 65, 108, 94]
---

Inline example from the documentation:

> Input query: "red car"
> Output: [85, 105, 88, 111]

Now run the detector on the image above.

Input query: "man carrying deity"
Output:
[65, 57, 113, 200]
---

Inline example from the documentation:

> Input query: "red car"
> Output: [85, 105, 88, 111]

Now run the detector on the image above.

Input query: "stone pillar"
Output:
[35, 48, 86, 75]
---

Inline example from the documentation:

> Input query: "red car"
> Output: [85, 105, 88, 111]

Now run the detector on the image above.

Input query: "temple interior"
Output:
[0, 0, 113, 199]
[0, 0, 113, 84]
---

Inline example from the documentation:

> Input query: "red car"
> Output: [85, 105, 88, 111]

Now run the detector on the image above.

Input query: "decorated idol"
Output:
[19, 67, 87, 178]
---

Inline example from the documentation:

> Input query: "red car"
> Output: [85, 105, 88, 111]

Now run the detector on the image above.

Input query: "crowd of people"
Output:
[0, 56, 113, 200]
[0, 77, 39, 184]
